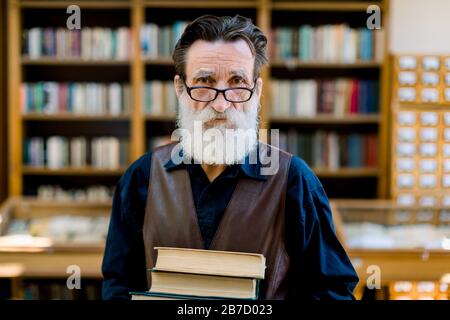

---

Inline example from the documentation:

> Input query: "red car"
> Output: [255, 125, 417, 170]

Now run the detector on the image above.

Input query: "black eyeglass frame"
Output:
[182, 77, 257, 103]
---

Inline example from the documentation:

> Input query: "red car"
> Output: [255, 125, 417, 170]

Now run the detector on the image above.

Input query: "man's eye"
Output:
[197, 77, 211, 84]
[231, 78, 244, 85]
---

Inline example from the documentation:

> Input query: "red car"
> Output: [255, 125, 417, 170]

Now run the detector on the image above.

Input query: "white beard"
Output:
[176, 92, 259, 165]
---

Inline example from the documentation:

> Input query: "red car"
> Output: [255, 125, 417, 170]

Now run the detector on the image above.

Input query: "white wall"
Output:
[390, 0, 450, 54]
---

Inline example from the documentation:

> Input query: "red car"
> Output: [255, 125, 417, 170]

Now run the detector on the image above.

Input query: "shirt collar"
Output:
[163, 146, 267, 181]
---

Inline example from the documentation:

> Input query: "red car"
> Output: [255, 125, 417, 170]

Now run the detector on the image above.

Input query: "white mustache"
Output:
[197, 107, 234, 124]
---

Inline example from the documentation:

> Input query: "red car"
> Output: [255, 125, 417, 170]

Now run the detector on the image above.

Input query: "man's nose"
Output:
[209, 91, 231, 113]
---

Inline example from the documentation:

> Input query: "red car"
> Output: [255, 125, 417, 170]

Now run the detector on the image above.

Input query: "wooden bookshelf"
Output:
[20, 0, 132, 9]
[21, 57, 131, 66]
[267, 0, 390, 198]
[314, 167, 379, 178]
[22, 114, 130, 121]
[145, 115, 177, 122]
[1, 0, 393, 300]
[8, 0, 134, 197]
[22, 167, 126, 176]
[271, 1, 382, 12]
[271, 114, 380, 125]
[148, 58, 383, 69]
[142, 57, 174, 65]
[144, 0, 258, 9]
[7, 0, 391, 200]
[270, 59, 382, 69]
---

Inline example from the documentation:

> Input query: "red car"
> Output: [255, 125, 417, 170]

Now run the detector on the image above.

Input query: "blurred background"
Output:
[0, 0, 449, 300]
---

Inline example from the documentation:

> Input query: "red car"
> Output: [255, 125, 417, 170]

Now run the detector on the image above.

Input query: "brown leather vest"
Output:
[143, 142, 292, 299]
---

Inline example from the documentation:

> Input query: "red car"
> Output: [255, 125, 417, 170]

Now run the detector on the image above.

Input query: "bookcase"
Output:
[7, 0, 391, 200]
[3, 0, 391, 299]
[267, 0, 390, 198]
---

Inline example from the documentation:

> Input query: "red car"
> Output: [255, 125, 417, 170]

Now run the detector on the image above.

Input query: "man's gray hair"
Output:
[172, 15, 268, 80]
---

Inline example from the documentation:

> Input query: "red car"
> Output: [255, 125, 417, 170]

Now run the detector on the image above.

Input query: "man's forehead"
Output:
[185, 39, 254, 77]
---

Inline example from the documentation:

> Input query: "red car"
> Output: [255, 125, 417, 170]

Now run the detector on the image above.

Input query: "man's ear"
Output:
[174, 75, 184, 98]
[255, 77, 263, 99]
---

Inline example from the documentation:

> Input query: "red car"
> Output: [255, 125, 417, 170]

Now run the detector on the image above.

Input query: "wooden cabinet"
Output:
[331, 199, 450, 300]
[0, 197, 109, 299]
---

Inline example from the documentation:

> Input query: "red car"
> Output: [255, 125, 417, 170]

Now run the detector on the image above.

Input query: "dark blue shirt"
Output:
[101, 152, 359, 300]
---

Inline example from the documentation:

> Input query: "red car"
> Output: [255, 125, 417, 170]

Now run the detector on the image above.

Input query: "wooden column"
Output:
[0, 0, 7, 202]
[378, 0, 391, 198]
[7, 0, 22, 196]
[130, 0, 145, 161]
[257, 0, 271, 143]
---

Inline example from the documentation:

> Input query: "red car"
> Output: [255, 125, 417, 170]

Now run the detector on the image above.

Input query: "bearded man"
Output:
[102, 15, 358, 300]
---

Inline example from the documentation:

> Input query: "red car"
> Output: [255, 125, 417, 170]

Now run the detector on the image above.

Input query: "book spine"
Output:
[271, 79, 377, 117]
[279, 130, 377, 169]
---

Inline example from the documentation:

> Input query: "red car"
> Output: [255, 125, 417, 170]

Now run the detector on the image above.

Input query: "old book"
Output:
[148, 270, 259, 299]
[153, 247, 266, 279]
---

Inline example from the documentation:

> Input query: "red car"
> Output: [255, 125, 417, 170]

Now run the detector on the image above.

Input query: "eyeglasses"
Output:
[182, 78, 256, 103]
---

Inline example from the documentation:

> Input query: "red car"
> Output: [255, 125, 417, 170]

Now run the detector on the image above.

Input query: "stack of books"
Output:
[131, 247, 266, 300]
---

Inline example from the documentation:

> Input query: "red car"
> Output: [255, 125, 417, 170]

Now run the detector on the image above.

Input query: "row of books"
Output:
[143, 81, 178, 115]
[24, 136, 129, 169]
[271, 79, 379, 117]
[140, 22, 188, 58]
[132, 247, 265, 300]
[4, 215, 109, 245]
[147, 132, 377, 170]
[21, 82, 132, 115]
[20, 78, 378, 117]
[22, 27, 132, 60]
[270, 25, 384, 62]
[22, 24, 384, 64]
[23, 22, 190, 60]
[278, 130, 378, 169]
[23, 281, 102, 300]
[37, 185, 114, 202]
